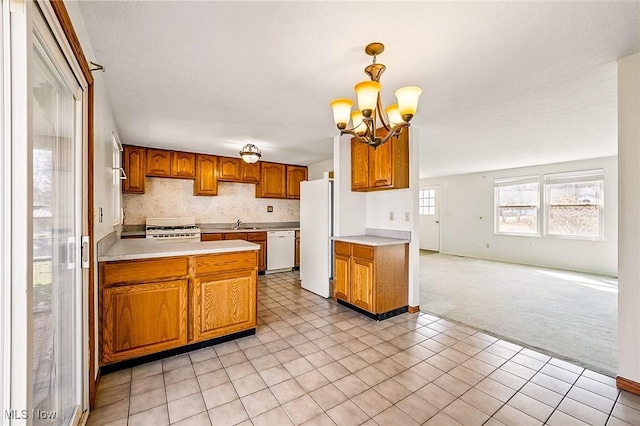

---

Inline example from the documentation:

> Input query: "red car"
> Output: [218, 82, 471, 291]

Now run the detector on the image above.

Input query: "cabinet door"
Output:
[351, 258, 374, 312]
[146, 148, 172, 177]
[286, 165, 308, 199]
[218, 157, 242, 181]
[241, 161, 261, 183]
[172, 151, 196, 178]
[194, 154, 218, 196]
[256, 162, 286, 198]
[294, 237, 300, 267]
[334, 254, 351, 302]
[122, 145, 145, 193]
[246, 233, 266, 271]
[351, 138, 369, 191]
[369, 137, 393, 188]
[101, 280, 188, 364]
[191, 270, 257, 342]
[257, 240, 266, 272]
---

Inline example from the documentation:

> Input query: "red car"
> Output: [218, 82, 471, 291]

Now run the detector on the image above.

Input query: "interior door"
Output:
[419, 185, 440, 251]
[31, 5, 85, 424]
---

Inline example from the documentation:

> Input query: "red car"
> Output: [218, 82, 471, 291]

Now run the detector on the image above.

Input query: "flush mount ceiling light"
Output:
[239, 143, 262, 164]
[330, 42, 422, 149]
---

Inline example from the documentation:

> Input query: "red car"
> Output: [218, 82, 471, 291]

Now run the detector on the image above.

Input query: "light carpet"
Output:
[419, 251, 618, 376]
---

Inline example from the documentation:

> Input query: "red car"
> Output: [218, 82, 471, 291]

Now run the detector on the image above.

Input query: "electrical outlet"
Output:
[267, 206, 273, 212]
[405, 212, 410, 222]
[389, 211, 394, 221]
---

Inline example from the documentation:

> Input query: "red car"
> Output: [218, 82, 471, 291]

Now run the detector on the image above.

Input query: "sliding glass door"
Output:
[30, 5, 84, 425]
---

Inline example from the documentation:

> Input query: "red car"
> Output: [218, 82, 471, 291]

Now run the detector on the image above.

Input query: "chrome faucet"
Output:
[235, 219, 242, 229]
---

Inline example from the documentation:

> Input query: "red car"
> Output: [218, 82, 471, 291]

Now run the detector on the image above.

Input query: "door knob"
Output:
[435, 221, 440, 224]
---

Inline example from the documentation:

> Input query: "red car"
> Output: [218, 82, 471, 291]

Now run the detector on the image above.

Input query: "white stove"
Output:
[145, 217, 201, 242]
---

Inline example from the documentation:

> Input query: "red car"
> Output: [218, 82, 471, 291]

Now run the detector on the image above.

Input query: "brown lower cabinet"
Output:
[191, 270, 256, 342]
[333, 240, 408, 320]
[99, 250, 257, 365]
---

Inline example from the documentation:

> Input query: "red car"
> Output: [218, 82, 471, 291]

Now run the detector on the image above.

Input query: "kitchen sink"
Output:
[234, 227, 259, 230]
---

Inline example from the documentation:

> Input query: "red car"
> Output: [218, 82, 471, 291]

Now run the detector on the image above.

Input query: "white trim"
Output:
[1, 0, 11, 420]
[9, 0, 33, 422]
[35, 0, 87, 90]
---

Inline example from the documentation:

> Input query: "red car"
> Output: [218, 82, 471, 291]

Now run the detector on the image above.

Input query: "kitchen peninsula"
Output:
[98, 237, 259, 367]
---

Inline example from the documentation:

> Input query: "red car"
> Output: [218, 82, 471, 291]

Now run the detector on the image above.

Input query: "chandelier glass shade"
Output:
[239, 144, 262, 163]
[330, 42, 422, 148]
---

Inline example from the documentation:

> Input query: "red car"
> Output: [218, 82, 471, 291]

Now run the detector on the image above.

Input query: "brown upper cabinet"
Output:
[146, 148, 172, 177]
[122, 145, 146, 194]
[241, 161, 261, 183]
[218, 157, 242, 181]
[194, 154, 218, 196]
[351, 128, 409, 192]
[286, 165, 308, 199]
[172, 151, 196, 179]
[218, 157, 261, 183]
[147, 149, 195, 179]
[256, 162, 286, 199]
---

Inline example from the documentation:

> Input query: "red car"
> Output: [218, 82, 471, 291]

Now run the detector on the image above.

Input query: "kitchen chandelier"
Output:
[239, 144, 261, 163]
[330, 42, 422, 149]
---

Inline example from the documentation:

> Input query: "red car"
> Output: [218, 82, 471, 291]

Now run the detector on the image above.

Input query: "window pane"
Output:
[497, 182, 539, 206]
[548, 181, 603, 205]
[548, 205, 601, 237]
[544, 170, 604, 238]
[497, 207, 538, 234]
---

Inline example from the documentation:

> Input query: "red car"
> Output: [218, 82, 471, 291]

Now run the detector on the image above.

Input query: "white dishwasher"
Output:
[266, 230, 295, 273]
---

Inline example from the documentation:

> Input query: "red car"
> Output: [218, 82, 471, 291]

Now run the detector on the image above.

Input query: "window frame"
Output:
[543, 169, 605, 241]
[494, 175, 541, 237]
[112, 131, 124, 226]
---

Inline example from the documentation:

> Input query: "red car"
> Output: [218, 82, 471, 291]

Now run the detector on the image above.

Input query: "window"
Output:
[112, 132, 123, 225]
[419, 189, 436, 215]
[544, 169, 604, 239]
[495, 176, 540, 235]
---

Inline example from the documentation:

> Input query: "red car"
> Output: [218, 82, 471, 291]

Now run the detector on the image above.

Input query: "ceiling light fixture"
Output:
[330, 42, 422, 149]
[239, 144, 262, 164]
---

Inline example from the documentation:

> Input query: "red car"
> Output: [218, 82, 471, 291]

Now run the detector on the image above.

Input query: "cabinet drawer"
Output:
[101, 258, 188, 286]
[352, 244, 374, 261]
[247, 232, 266, 242]
[334, 241, 351, 257]
[201, 233, 223, 241]
[195, 251, 257, 275]
[224, 233, 248, 241]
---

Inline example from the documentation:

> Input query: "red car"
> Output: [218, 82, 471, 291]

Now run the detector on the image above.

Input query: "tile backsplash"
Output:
[123, 178, 300, 225]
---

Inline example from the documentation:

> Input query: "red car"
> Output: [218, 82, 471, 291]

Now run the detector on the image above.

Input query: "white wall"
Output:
[420, 156, 618, 277]
[65, 2, 119, 380]
[333, 128, 421, 307]
[123, 179, 300, 225]
[333, 135, 366, 236]
[308, 158, 333, 181]
[618, 53, 640, 383]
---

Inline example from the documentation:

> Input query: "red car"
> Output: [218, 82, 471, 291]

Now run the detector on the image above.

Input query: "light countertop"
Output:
[98, 239, 259, 262]
[199, 226, 300, 233]
[120, 223, 300, 237]
[331, 235, 410, 247]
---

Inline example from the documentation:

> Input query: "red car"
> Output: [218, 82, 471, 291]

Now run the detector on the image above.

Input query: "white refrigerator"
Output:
[300, 177, 333, 298]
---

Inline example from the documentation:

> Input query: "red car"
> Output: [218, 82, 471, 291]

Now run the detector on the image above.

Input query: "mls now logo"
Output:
[5, 409, 57, 420]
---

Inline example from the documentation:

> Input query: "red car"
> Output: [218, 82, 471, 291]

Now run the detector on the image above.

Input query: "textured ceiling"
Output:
[76, 1, 639, 178]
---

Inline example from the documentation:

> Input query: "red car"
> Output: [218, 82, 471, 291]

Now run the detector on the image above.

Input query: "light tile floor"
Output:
[88, 271, 640, 426]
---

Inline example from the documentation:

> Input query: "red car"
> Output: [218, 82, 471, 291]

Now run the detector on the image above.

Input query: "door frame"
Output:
[6, 0, 95, 420]
[419, 184, 441, 252]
